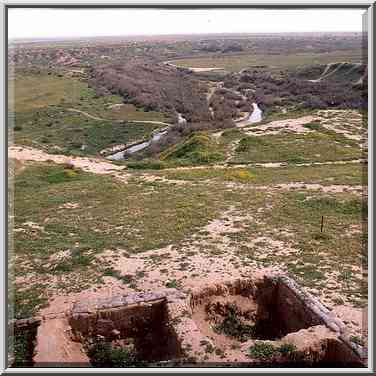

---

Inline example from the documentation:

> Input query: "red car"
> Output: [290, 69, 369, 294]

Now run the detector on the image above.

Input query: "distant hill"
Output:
[295, 62, 367, 87]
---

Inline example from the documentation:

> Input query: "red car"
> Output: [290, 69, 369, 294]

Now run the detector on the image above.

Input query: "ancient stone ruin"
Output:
[12, 272, 366, 367]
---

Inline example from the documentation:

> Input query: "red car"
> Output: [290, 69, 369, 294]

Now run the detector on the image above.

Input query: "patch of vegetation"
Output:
[43, 165, 81, 184]
[13, 162, 234, 317]
[248, 342, 276, 360]
[89, 60, 210, 123]
[12, 331, 35, 367]
[160, 132, 224, 165]
[170, 50, 362, 72]
[349, 335, 365, 346]
[87, 340, 142, 367]
[13, 285, 48, 320]
[297, 195, 366, 217]
[155, 162, 365, 187]
[224, 169, 255, 183]
[165, 279, 179, 289]
[53, 248, 94, 273]
[213, 304, 255, 342]
[10, 73, 85, 112]
[233, 132, 362, 164]
[14, 106, 161, 157]
[303, 122, 323, 131]
[126, 159, 169, 170]
[102, 267, 133, 285]
[277, 343, 297, 357]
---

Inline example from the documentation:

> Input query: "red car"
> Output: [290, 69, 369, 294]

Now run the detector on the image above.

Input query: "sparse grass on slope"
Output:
[13, 106, 160, 156]
[12, 162, 231, 316]
[169, 50, 362, 72]
[154, 163, 366, 186]
[232, 132, 362, 164]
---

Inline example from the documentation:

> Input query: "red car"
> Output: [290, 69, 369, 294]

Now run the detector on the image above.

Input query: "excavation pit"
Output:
[190, 276, 322, 344]
[68, 292, 183, 366]
[187, 274, 366, 367]
[10, 318, 41, 367]
[30, 273, 365, 367]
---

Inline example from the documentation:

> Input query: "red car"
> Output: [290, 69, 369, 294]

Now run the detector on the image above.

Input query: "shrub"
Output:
[224, 169, 255, 183]
[248, 342, 276, 360]
[303, 122, 322, 131]
[213, 304, 255, 342]
[87, 340, 139, 367]
[64, 169, 78, 178]
[277, 343, 297, 356]
[166, 279, 179, 288]
[160, 132, 224, 165]
[236, 137, 266, 153]
[44, 167, 80, 184]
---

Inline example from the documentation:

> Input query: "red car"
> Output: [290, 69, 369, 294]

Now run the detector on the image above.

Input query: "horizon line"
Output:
[9, 30, 364, 41]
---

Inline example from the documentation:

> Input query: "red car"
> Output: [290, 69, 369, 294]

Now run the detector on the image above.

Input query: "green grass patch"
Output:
[160, 132, 225, 165]
[223, 169, 255, 183]
[13, 163, 232, 317]
[155, 163, 366, 187]
[10, 73, 85, 112]
[169, 50, 362, 72]
[126, 159, 170, 170]
[13, 106, 161, 157]
[233, 132, 361, 164]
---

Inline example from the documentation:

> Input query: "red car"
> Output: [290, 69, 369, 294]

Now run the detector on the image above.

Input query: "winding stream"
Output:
[248, 103, 263, 123]
[236, 102, 263, 127]
[107, 113, 187, 160]
[107, 128, 168, 160]
[106, 100, 262, 160]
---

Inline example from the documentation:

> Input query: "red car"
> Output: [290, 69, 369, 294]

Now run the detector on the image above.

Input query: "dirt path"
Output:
[308, 62, 345, 83]
[8, 145, 192, 186]
[161, 158, 366, 172]
[164, 60, 224, 72]
[8, 146, 367, 180]
[9, 145, 130, 182]
[67, 108, 171, 127]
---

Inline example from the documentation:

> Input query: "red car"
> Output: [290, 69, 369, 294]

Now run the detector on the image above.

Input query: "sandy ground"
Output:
[8, 145, 130, 182]
[243, 115, 319, 136]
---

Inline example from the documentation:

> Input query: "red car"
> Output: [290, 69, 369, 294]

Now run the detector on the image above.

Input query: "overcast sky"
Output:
[8, 8, 366, 40]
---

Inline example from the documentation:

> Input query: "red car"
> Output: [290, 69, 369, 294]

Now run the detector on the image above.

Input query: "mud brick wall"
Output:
[274, 279, 324, 334]
[69, 293, 168, 341]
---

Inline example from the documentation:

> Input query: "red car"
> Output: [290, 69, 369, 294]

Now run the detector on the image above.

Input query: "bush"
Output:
[87, 340, 140, 367]
[165, 279, 179, 288]
[213, 304, 255, 342]
[160, 132, 224, 165]
[277, 343, 297, 356]
[44, 166, 80, 184]
[248, 342, 276, 360]
[224, 169, 255, 183]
